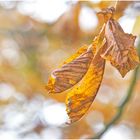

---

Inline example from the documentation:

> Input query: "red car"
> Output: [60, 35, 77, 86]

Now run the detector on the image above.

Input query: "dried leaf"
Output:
[101, 19, 140, 77]
[46, 6, 140, 124]
[46, 17, 106, 94]
[66, 47, 105, 123]
[46, 46, 94, 93]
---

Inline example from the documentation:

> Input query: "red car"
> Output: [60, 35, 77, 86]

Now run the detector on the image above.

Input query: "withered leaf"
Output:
[46, 7, 140, 123]
[46, 46, 94, 93]
[101, 19, 140, 77]
[66, 47, 105, 123]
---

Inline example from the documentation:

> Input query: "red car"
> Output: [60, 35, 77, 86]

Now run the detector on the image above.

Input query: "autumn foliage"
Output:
[46, 7, 140, 123]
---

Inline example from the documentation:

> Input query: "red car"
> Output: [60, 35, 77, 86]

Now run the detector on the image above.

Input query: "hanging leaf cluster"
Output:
[45, 7, 139, 123]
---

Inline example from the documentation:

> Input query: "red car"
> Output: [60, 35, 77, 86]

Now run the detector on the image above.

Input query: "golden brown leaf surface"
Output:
[46, 46, 94, 93]
[101, 19, 140, 77]
[66, 48, 105, 123]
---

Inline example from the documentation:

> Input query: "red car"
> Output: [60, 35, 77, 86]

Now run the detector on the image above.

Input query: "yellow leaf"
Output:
[101, 19, 140, 77]
[46, 45, 94, 93]
[46, 14, 106, 94]
[66, 47, 105, 123]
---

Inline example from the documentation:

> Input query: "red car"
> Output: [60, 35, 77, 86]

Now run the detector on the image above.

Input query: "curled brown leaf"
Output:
[46, 46, 94, 93]
[101, 19, 140, 77]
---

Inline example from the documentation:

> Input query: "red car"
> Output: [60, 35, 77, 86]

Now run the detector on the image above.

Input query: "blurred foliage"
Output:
[0, 0, 140, 139]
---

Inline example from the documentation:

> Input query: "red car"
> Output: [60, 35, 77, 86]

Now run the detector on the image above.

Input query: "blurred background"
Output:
[0, 0, 140, 139]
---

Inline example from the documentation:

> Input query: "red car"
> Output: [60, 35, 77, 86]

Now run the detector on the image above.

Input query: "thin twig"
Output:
[92, 42, 140, 139]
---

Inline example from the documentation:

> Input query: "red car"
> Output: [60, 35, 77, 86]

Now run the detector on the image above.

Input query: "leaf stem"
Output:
[92, 41, 140, 139]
